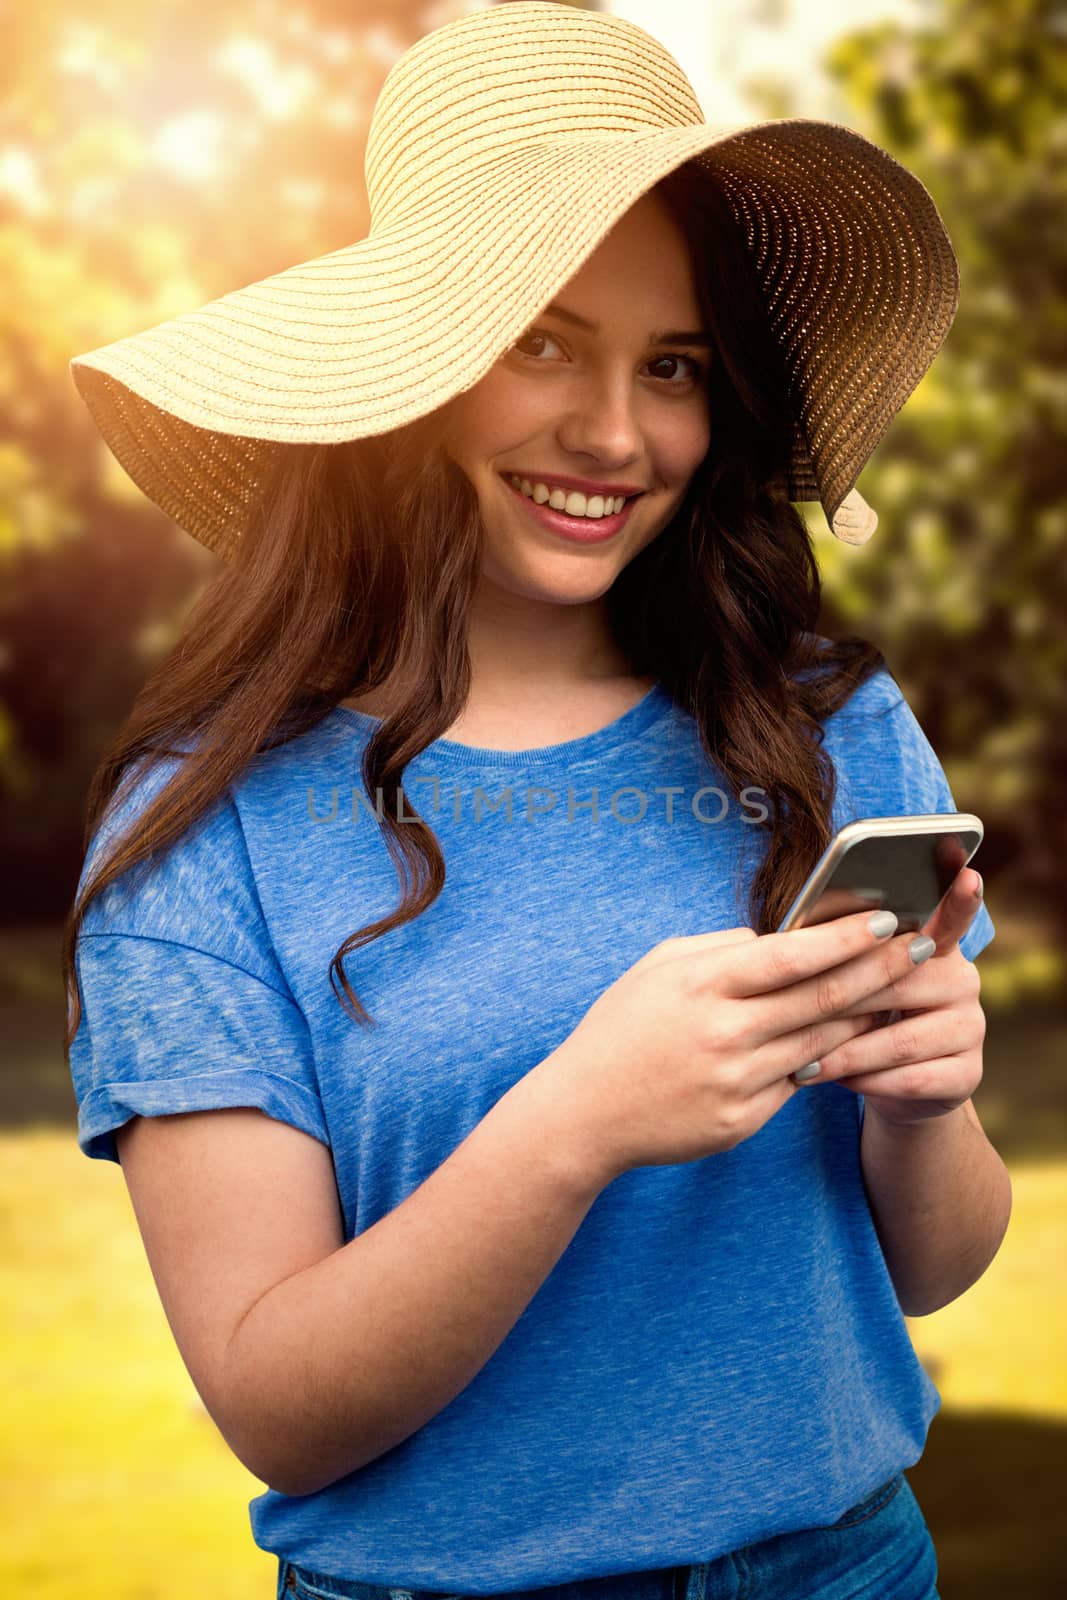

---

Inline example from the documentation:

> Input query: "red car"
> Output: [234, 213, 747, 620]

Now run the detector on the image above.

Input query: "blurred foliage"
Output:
[0, 0, 1063, 1009]
[0, 0, 483, 917]
[805, 0, 1067, 978]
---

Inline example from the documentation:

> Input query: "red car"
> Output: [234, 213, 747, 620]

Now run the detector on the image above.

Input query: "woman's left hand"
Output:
[805, 868, 987, 1127]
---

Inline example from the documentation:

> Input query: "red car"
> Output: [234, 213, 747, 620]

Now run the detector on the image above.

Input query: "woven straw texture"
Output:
[68, 1, 959, 560]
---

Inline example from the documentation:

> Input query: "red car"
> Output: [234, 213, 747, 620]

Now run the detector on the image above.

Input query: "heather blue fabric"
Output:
[69, 661, 992, 1590]
[277, 1469, 940, 1599]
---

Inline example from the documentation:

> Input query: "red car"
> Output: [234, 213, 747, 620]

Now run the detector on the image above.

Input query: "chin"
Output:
[495, 563, 622, 605]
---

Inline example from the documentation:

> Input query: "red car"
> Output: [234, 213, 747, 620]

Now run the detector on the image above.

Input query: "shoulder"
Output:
[821, 663, 959, 821]
[822, 665, 907, 738]
[78, 711, 359, 970]
[78, 740, 277, 986]
[790, 636, 907, 739]
[804, 650, 949, 809]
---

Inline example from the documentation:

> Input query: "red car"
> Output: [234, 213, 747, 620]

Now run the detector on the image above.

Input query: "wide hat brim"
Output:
[69, 116, 959, 561]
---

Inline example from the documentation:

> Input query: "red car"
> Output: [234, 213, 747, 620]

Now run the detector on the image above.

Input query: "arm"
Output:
[222, 1054, 606, 1497]
[860, 1094, 1012, 1317]
[813, 872, 1011, 1318]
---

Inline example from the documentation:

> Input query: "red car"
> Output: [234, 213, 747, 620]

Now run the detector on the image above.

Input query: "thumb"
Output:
[922, 868, 983, 955]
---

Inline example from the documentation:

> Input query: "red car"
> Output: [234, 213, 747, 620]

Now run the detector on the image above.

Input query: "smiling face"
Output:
[439, 187, 711, 613]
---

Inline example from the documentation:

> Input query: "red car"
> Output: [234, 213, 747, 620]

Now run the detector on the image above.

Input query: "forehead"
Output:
[555, 189, 699, 317]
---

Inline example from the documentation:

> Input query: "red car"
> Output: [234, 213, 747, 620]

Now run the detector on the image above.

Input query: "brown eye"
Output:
[647, 354, 704, 384]
[512, 329, 563, 360]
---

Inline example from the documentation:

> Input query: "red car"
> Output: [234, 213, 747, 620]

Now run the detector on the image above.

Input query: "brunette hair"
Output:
[61, 160, 886, 1050]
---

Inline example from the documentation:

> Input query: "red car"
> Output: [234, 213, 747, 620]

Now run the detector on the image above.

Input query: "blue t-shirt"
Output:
[69, 664, 995, 1589]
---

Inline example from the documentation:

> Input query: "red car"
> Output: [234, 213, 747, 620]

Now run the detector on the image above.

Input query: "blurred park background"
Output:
[1, 0, 1064, 1592]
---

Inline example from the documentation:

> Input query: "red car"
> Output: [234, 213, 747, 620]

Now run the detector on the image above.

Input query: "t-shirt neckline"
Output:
[330, 681, 674, 770]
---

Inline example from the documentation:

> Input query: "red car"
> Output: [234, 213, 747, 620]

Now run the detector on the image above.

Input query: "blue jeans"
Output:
[276, 1471, 939, 1600]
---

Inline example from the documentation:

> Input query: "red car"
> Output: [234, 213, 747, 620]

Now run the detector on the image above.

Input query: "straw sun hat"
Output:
[69, 0, 960, 561]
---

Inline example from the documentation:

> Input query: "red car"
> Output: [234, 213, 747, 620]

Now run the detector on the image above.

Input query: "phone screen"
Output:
[782, 825, 981, 933]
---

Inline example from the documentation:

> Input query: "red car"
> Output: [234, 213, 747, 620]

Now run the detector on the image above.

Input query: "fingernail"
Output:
[869, 910, 899, 939]
[974, 873, 984, 899]
[793, 1061, 822, 1083]
[909, 935, 936, 964]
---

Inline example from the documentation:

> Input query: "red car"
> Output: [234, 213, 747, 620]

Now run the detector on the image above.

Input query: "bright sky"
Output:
[604, 0, 925, 122]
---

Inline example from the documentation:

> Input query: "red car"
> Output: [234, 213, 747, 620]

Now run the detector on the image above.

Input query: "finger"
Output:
[742, 926, 937, 1046]
[786, 886, 887, 926]
[815, 1054, 980, 1107]
[834, 962, 949, 1019]
[755, 1010, 882, 1088]
[920, 867, 983, 955]
[752, 1067, 823, 1130]
[839, 942, 982, 1021]
[807, 1005, 979, 1082]
[719, 908, 902, 1000]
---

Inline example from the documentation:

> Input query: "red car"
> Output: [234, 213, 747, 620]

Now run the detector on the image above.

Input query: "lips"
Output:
[500, 474, 638, 544]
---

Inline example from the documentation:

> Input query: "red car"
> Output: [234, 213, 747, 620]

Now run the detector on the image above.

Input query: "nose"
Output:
[554, 369, 644, 470]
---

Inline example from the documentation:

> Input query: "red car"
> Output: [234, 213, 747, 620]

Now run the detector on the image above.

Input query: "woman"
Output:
[63, 5, 1009, 1598]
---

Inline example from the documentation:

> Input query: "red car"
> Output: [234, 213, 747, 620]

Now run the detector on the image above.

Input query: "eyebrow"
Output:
[542, 300, 715, 347]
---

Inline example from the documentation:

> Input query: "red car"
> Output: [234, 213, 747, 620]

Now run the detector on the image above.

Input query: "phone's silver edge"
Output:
[835, 812, 983, 844]
[777, 813, 984, 932]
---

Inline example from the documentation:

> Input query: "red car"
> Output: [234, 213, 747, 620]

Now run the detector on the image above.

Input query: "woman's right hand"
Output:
[544, 910, 927, 1184]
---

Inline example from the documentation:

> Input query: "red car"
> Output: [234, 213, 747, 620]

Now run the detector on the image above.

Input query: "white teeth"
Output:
[507, 474, 627, 518]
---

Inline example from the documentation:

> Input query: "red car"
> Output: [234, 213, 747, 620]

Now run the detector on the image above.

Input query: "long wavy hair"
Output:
[61, 160, 886, 1050]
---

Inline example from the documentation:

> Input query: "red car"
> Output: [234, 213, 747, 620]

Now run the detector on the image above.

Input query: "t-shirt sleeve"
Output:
[824, 668, 996, 967]
[69, 753, 328, 1164]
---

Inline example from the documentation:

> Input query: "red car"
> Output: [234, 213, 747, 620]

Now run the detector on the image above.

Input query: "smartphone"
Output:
[778, 813, 983, 933]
